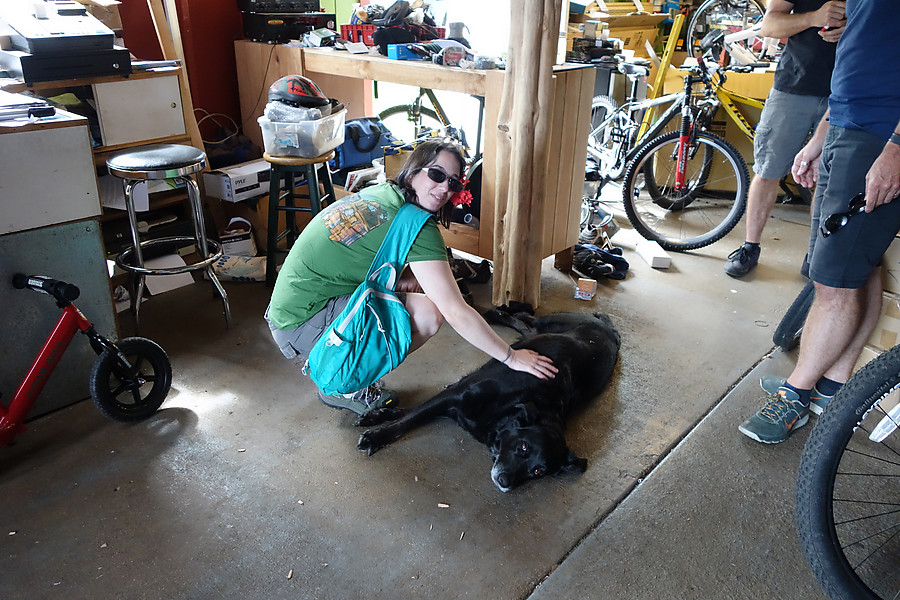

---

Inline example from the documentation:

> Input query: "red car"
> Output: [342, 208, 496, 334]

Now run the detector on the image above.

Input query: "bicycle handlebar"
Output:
[12, 274, 80, 303]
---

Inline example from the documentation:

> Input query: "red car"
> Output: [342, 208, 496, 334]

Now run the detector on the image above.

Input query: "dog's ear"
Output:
[513, 401, 539, 427]
[561, 449, 588, 473]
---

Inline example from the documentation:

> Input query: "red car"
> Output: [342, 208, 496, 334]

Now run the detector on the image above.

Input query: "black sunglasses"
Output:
[424, 167, 463, 192]
[819, 193, 867, 238]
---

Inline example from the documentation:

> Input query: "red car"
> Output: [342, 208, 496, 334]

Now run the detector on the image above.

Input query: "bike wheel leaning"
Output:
[378, 104, 443, 146]
[642, 143, 713, 210]
[773, 279, 814, 351]
[90, 337, 172, 422]
[587, 95, 628, 182]
[796, 344, 900, 600]
[622, 130, 749, 251]
[686, 0, 773, 62]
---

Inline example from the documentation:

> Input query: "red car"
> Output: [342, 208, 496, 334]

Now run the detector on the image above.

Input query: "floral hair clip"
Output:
[450, 176, 473, 207]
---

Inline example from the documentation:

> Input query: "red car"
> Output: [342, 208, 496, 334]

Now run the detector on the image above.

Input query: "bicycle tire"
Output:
[773, 280, 814, 351]
[796, 344, 900, 600]
[587, 95, 629, 182]
[686, 0, 771, 62]
[89, 337, 172, 422]
[378, 104, 443, 146]
[622, 130, 749, 251]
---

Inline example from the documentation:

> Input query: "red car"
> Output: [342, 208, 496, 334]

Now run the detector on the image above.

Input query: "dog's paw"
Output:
[357, 429, 390, 456]
[354, 407, 405, 427]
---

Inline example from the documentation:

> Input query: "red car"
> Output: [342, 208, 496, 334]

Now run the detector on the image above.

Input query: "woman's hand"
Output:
[505, 347, 558, 380]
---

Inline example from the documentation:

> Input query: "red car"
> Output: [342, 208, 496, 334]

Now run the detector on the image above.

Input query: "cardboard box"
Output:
[866, 292, 900, 353]
[575, 277, 598, 300]
[883, 236, 900, 294]
[203, 158, 270, 203]
[219, 217, 257, 257]
[853, 344, 882, 374]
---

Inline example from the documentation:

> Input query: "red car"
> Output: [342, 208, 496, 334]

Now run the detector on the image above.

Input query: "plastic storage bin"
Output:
[258, 109, 346, 158]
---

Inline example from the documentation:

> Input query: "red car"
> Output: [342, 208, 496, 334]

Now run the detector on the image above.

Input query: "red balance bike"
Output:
[0, 274, 172, 445]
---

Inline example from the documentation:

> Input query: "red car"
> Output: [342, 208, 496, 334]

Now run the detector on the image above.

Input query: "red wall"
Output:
[117, 1, 244, 140]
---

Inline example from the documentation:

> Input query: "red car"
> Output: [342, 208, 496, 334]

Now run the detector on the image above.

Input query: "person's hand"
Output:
[864, 142, 900, 211]
[505, 348, 558, 380]
[818, 23, 844, 43]
[813, 1, 846, 29]
[792, 144, 822, 188]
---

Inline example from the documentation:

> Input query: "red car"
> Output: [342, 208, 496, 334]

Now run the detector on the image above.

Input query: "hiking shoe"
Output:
[739, 386, 809, 444]
[317, 380, 397, 415]
[759, 375, 834, 415]
[724, 243, 761, 278]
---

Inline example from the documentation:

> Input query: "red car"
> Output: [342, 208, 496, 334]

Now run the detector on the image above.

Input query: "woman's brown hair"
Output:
[391, 139, 466, 228]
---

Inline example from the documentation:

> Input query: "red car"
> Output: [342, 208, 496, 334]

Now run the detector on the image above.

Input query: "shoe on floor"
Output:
[759, 375, 834, 415]
[739, 386, 809, 444]
[724, 243, 760, 278]
[317, 380, 397, 415]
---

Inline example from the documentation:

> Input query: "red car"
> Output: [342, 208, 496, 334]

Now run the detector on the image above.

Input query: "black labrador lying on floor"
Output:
[356, 311, 621, 492]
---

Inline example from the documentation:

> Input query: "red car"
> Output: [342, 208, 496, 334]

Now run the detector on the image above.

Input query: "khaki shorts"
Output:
[265, 295, 351, 360]
[752, 88, 828, 179]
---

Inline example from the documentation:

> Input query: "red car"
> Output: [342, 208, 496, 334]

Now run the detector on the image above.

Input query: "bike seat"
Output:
[618, 62, 650, 77]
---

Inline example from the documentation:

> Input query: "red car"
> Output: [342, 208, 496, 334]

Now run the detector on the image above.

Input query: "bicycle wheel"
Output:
[89, 337, 172, 422]
[622, 130, 749, 251]
[378, 104, 443, 146]
[587, 95, 629, 181]
[797, 344, 900, 600]
[773, 280, 814, 351]
[686, 0, 773, 62]
[642, 143, 713, 210]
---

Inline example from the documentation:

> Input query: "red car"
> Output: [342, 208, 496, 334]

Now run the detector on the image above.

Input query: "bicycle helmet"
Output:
[268, 75, 330, 108]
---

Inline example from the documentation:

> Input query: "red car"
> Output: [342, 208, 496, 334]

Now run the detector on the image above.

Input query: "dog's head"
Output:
[488, 401, 587, 492]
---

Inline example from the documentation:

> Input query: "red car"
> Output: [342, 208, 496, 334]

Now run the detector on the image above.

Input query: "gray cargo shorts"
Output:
[265, 295, 351, 360]
[753, 88, 828, 179]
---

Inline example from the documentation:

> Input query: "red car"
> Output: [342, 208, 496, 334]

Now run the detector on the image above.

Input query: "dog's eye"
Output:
[533, 466, 545, 477]
[517, 442, 528, 456]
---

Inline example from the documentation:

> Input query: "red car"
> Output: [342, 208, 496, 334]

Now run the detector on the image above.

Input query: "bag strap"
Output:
[365, 202, 432, 289]
[349, 120, 383, 153]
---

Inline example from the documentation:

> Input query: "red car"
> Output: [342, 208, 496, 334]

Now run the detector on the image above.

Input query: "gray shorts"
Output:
[808, 126, 900, 289]
[753, 88, 828, 179]
[265, 295, 351, 360]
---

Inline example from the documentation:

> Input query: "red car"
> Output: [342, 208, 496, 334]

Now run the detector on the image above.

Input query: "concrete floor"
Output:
[0, 192, 832, 600]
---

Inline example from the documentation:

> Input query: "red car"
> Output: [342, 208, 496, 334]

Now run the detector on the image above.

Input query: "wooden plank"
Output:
[543, 72, 567, 258]
[301, 48, 486, 96]
[563, 67, 595, 249]
[552, 68, 582, 254]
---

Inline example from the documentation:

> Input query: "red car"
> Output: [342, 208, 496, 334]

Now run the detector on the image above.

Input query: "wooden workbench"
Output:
[235, 40, 593, 260]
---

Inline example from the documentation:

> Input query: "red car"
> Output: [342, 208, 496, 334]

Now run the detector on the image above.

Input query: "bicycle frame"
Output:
[713, 79, 764, 141]
[390, 87, 485, 160]
[0, 304, 90, 444]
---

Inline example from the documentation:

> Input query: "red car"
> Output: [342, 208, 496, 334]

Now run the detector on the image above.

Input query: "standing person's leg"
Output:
[739, 126, 900, 443]
[725, 90, 828, 278]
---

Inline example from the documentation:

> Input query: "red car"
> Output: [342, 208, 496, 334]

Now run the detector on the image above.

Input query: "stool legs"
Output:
[265, 160, 335, 287]
[119, 176, 231, 331]
[182, 175, 232, 329]
[123, 180, 148, 329]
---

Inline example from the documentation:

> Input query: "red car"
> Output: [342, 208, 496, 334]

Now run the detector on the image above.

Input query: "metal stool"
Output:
[107, 143, 232, 330]
[264, 151, 336, 287]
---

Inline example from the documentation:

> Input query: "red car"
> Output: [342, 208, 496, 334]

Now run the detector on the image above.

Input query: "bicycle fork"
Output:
[674, 103, 696, 193]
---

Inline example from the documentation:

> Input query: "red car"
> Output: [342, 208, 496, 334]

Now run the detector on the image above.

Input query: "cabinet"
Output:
[2, 68, 203, 334]
[0, 113, 117, 417]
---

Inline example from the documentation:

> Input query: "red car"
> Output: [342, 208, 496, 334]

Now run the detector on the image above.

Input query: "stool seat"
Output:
[107, 144, 207, 180]
[263, 150, 336, 286]
[107, 143, 230, 329]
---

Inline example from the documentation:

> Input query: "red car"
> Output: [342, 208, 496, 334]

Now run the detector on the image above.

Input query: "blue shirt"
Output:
[828, 0, 900, 139]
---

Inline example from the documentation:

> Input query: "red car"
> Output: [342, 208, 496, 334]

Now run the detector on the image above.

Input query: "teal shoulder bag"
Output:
[307, 203, 433, 395]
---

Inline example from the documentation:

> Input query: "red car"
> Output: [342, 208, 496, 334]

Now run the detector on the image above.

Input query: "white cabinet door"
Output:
[94, 74, 186, 147]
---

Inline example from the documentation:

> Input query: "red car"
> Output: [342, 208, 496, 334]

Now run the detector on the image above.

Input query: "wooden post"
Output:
[146, 0, 204, 152]
[492, 0, 562, 308]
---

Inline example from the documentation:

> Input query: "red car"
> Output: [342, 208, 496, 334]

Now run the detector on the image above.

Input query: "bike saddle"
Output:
[617, 62, 650, 77]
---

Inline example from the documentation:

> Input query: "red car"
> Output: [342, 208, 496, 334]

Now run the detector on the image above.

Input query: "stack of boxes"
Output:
[566, 2, 666, 61]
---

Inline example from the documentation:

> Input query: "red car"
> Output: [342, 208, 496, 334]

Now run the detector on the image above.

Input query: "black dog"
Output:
[356, 311, 620, 492]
